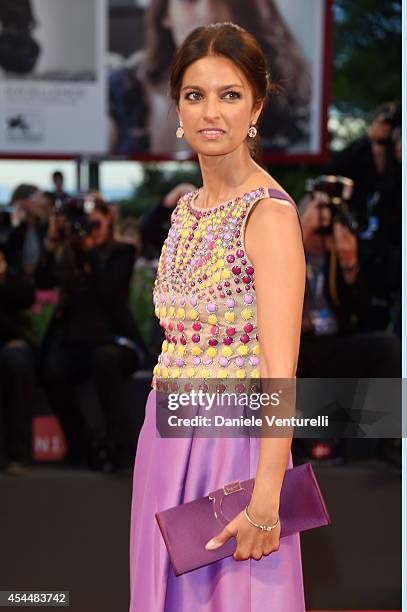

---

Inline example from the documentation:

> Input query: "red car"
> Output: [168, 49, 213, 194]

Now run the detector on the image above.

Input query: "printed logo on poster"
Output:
[5, 111, 44, 143]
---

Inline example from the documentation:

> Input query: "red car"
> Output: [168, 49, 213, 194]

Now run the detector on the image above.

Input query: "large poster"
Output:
[108, 0, 330, 161]
[0, 0, 107, 154]
[0, 0, 329, 160]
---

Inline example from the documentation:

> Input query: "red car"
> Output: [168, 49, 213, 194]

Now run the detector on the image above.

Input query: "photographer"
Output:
[296, 181, 400, 465]
[5, 183, 50, 276]
[37, 195, 147, 472]
[297, 183, 400, 377]
[0, 249, 36, 475]
[325, 102, 401, 332]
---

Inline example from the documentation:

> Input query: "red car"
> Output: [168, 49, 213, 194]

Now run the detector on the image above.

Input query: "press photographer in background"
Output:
[37, 195, 147, 473]
[296, 176, 401, 465]
[5, 183, 50, 276]
[0, 220, 36, 476]
[325, 102, 401, 333]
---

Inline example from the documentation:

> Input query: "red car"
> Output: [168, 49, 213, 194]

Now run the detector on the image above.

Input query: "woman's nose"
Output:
[202, 94, 220, 120]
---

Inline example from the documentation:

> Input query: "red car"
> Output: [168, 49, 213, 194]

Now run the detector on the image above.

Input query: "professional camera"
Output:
[55, 195, 100, 240]
[305, 175, 358, 236]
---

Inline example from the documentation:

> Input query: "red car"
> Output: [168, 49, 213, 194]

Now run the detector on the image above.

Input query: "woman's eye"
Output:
[184, 90, 241, 101]
[185, 91, 202, 101]
[223, 91, 241, 100]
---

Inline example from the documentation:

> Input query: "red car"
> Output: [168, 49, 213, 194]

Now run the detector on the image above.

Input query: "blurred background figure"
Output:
[37, 194, 147, 473]
[295, 175, 401, 465]
[108, 0, 311, 154]
[0, 244, 36, 476]
[116, 217, 143, 263]
[4, 183, 50, 277]
[138, 182, 196, 257]
[325, 102, 401, 333]
[137, 182, 196, 356]
[0, 182, 48, 475]
[297, 177, 401, 375]
[51, 170, 70, 204]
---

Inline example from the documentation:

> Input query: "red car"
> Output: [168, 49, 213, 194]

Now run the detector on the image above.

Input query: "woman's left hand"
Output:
[205, 507, 281, 561]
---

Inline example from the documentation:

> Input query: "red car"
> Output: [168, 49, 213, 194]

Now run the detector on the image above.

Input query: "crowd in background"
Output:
[0, 102, 401, 476]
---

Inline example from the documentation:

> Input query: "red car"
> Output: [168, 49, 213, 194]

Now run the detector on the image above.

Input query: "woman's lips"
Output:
[198, 129, 226, 139]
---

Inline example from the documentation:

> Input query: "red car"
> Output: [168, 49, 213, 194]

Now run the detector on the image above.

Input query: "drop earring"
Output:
[176, 121, 184, 139]
[248, 122, 257, 138]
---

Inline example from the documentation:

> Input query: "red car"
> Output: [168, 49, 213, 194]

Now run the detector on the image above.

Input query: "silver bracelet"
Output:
[244, 505, 280, 531]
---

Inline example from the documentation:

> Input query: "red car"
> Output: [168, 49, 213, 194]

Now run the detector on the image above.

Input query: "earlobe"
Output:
[253, 101, 264, 124]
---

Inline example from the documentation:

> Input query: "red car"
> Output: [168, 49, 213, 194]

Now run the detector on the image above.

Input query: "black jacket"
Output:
[325, 138, 401, 331]
[325, 137, 401, 244]
[303, 248, 394, 336]
[37, 239, 147, 353]
[0, 266, 35, 345]
[139, 202, 172, 258]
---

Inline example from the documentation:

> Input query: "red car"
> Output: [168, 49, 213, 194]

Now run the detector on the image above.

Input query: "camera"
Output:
[55, 195, 100, 240]
[305, 175, 358, 236]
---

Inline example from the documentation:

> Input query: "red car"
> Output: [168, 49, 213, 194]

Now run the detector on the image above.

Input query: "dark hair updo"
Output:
[169, 22, 275, 160]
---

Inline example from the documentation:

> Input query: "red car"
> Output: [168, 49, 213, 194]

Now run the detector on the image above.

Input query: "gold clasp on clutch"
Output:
[223, 481, 243, 495]
[207, 480, 243, 499]
[208, 481, 245, 523]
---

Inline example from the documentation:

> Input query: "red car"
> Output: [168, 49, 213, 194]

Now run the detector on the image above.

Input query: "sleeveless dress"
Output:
[129, 186, 306, 612]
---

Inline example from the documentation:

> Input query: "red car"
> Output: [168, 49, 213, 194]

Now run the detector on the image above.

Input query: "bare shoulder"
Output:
[249, 196, 299, 230]
[245, 197, 302, 264]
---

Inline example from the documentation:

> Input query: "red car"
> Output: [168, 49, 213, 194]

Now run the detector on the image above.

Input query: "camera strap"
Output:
[306, 255, 338, 335]
[306, 257, 325, 302]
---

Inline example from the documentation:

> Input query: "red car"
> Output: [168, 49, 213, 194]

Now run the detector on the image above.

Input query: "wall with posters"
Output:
[0, 0, 330, 160]
[0, 0, 107, 155]
[107, 0, 330, 161]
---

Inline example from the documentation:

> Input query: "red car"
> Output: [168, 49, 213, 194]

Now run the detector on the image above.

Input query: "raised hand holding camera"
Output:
[333, 221, 359, 284]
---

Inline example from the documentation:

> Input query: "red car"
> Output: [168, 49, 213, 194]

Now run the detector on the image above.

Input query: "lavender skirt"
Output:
[129, 390, 305, 611]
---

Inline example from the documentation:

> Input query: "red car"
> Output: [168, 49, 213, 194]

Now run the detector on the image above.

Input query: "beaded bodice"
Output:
[152, 186, 296, 391]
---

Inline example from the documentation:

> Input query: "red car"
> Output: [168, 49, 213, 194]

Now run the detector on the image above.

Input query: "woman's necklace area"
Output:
[156, 187, 267, 298]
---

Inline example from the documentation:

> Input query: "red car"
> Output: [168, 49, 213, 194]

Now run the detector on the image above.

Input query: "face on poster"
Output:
[0, 0, 107, 154]
[108, 0, 328, 160]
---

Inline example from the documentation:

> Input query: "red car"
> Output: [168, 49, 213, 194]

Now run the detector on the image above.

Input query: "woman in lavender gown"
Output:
[129, 23, 306, 612]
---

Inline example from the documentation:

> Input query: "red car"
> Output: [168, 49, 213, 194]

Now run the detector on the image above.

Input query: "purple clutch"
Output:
[155, 462, 331, 576]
